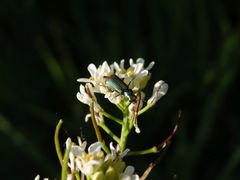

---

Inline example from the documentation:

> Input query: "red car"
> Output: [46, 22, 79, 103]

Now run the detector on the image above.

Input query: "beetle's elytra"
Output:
[104, 74, 137, 102]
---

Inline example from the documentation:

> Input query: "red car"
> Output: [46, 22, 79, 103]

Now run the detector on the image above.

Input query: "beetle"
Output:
[104, 74, 137, 102]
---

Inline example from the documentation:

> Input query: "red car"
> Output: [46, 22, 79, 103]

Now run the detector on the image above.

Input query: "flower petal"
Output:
[124, 166, 135, 175]
[147, 80, 168, 106]
[88, 64, 97, 77]
[120, 59, 125, 70]
[129, 58, 134, 66]
[88, 142, 102, 153]
[34, 175, 40, 180]
[136, 58, 145, 64]
[120, 148, 130, 158]
[84, 114, 91, 122]
[114, 62, 122, 72]
[77, 78, 92, 83]
[146, 61, 155, 70]
[133, 63, 144, 74]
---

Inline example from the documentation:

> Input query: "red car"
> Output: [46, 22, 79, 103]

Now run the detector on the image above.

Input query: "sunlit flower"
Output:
[105, 142, 130, 161]
[77, 58, 154, 105]
[66, 137, 103, 176]
[36, 58, 172, 180]
[120, 166, 140, 180]
[66, 138, 139, 179]
[77, 58, 168, 132]
[76, 83, 104, 123]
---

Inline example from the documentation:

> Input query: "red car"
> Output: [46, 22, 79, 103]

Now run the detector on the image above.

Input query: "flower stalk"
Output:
[100, 109, 122, 125]
[54, 119, 63, 167]
[61, 139, 71, 180]
[119, 113, 132, 152]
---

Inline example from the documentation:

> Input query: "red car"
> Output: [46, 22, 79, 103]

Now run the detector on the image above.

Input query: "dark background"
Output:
[0, 0, 239, 179]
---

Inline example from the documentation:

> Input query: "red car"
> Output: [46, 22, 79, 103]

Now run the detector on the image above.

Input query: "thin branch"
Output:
[129, 110, 182, 156]
[99, 122, 120, 143]
[54, 119, 64, 167]
[140, 110, 182, 179]
[61, 140, 71, 180]
[140, 147, 168, 180]
[100, 110, 122, 125]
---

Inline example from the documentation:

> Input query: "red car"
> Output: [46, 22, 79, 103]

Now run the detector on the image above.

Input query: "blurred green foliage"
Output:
[0, 0, 239, 179]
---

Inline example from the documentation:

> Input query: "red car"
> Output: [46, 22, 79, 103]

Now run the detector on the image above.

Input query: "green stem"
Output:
[138, 104, 152, 115]
[99, 122, 120, 143]
[102, 142, 110, 154]
[119, 114, 131, 152]
[140, 147, 168, 180]
[116, 103, 124, 111]
[75, 172, 81, 180]
[128, 146, 158, 156]
[54, 119, 63, 167]
[100, 110, 122, 125]
[61, 141, 72, 180]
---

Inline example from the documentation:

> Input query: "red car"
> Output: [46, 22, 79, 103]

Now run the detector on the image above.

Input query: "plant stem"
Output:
[140, 148, 168, 180]
[138, 104, 152, 115]
[75, 172, 81, 180]
[128, 146, 158, 156]
[54, 119, 63, 167]
[99, 122, 120, 143]
[119, 114, 131, 152]
[100, 110, 122, 125]
[61, 140, 72, 180]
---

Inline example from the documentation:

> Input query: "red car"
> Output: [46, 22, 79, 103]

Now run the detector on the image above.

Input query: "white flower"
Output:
[66, 138, 75, 172]
[105, 142, 130, 161]
[66, 138, 139, 179]
[120, 166, 140, 180]
[77, 58, 168, 132]
[76, 83, 104, 123]
[67, 139, 105, 176]
[77, 58, 154, 105]
[34, 175, 40, 180]
[147, 80, 168, 106]
[111, 58, 154, 94]
[70, 140, 104, 176]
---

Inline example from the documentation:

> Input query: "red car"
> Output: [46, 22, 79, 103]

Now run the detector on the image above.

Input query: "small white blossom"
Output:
[66, 137, 88, 175]
[120, 166, 140, 180]
[70, 139, 104, 176]
[77, 58, 168, 132]
[147, 80, 168, 106]
[77, 58, 155, 105]
[105, 142, 130, 161]
[66, 138, 139, 179]
[34, 175, 40, 180]
[66, 138, 75, 172]
[76, 83, 104, 123]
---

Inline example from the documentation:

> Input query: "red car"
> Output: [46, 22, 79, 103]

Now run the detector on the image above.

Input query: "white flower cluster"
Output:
[35, 58, 170, 180]
[77, 58, 168, 124]
[66, 138, 139, 180]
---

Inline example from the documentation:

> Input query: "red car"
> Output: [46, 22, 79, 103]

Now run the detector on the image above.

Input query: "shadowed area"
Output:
[0, 0, 239, 179]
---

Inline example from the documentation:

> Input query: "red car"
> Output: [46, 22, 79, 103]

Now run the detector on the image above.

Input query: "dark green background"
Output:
[0, 0, 239, 179]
